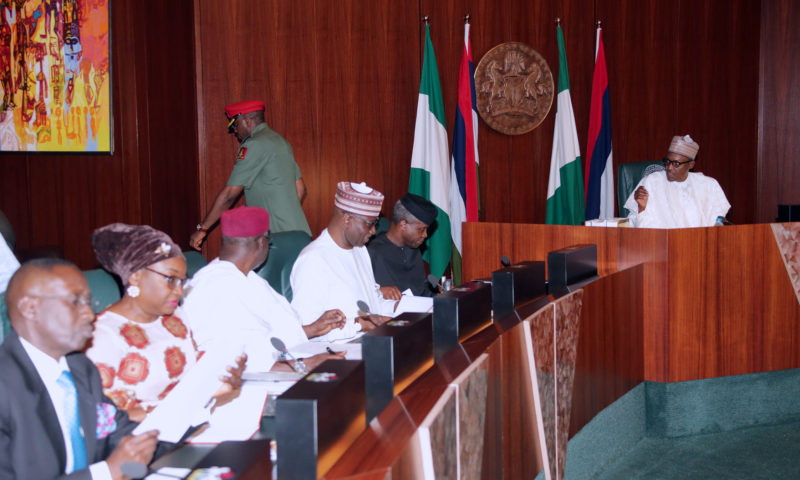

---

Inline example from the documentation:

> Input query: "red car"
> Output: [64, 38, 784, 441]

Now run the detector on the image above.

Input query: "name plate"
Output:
[547, 244, 598, 291]
[275, 359, 364, 479]
[433, 281, 492, 361]
[363, 312, 432, 423]
[491, 260, 546, 319]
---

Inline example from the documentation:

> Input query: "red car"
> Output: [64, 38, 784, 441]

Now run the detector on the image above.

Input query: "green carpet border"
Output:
[535, 368, 800, 479]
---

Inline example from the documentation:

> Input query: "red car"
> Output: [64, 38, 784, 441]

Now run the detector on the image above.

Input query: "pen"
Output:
[326, 346, 336, 355]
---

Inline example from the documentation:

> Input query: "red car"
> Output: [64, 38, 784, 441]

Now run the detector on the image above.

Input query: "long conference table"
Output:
[159, 222, 800, 479]
[321, 222, 800, 480]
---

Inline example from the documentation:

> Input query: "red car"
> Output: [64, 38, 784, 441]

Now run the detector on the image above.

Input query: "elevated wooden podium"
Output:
[313, 223, 800, 478]
[462, 222, 800, 383]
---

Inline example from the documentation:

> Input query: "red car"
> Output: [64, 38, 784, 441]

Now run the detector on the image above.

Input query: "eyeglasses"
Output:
[227, 115, 240, 134]
[663, 157, 693, 168]
[145, 267, 188, 289]
[349, 213, 379, 229]
[28, 293, 97, 309]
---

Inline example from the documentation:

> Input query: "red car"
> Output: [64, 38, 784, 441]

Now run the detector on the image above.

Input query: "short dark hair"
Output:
[5, 258, 78, 310]
[244, 110, 265, 123]
[21, 257, 76, 270]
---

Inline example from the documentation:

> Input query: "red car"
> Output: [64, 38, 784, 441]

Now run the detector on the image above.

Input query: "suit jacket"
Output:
[0, 331, 139, 480]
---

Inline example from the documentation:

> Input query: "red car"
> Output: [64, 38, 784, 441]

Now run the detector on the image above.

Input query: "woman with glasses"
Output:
[85, 223, 245, 421]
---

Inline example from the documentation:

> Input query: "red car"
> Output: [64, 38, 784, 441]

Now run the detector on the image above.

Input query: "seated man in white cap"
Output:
[290, 181, 398, 342]
[624, 134, 730, 228]
[183, 206, 345, 371]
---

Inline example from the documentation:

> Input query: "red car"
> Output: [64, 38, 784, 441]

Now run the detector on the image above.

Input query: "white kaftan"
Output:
[290, 228, 396, 342]
[624, 171, 730, 229]
[182, 259, 308, 372]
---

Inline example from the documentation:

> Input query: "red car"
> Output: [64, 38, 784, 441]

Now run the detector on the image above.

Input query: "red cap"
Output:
[224, 100, 265, 118]
[221, 206, 270, 237]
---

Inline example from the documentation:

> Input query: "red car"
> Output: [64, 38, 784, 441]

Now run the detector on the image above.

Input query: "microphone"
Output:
[427, 274, 442, 289]
[501, 255, 511, 267]
[270, 337, 308, 374]
[357, 300, 382, 327]
[356, 299, 371, 314]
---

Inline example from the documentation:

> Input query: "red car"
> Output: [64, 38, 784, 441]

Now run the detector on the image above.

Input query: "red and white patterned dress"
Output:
[86, 308, 200, 413]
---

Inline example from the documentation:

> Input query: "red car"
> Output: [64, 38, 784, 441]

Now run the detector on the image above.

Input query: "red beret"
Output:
[224, 100, 265, 118]
[221, 206, 270, 237]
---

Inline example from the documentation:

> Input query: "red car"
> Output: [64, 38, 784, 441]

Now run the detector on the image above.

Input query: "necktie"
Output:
[56, 370, 87, 471]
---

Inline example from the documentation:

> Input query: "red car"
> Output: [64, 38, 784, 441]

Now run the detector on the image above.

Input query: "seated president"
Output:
[367, 193, 438, 298]
[624, 134, 730, 228]
[0, 259, 159, 479]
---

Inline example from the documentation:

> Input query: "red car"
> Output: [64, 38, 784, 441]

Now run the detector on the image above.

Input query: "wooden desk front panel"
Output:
[666, 224, 800, 381]
[462, 222, 800, 383]
[570, 265, 645, 437]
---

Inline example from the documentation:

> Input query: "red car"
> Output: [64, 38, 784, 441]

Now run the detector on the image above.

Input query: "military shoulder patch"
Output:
[237, 147, 248, 160]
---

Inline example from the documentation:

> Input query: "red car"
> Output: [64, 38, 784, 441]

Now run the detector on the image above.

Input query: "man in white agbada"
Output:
[183, 206, 345, 372]
[0, 232, 20, 292]
[291, 181, 398, 342]
[624, 135, 730, 228]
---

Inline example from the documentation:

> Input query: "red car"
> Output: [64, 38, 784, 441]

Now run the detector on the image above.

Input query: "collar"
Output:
[241, 122, 269, 143]
[19, 336, 70, 384]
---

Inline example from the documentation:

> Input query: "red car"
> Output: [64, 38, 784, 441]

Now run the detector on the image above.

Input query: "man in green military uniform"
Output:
[191, 100, 311, 250]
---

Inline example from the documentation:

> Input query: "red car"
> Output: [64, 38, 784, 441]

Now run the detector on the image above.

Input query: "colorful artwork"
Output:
[0, 0, 110, 152]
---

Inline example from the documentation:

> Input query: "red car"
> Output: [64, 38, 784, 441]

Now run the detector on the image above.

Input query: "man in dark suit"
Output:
[0, 258, 159, 479]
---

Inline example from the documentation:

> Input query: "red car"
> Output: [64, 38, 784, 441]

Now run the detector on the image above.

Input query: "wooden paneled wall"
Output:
[193, 0, 776, 262]
[0, 1, 199, 269]
[758, 0, 800, 222]
[3, 0, 799, 267]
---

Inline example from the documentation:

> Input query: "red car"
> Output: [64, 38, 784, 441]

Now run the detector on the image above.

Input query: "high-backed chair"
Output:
[256, 230, 312, 302]
[184, 250, 208, 278]
[0, 210, 15, 252]
[83, 269, 122, 314]
[617, 160, 665, 216]
[0, 292, 9, 343]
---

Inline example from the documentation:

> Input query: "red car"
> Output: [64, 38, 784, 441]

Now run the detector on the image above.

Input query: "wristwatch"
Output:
[196, 224, 208, 232]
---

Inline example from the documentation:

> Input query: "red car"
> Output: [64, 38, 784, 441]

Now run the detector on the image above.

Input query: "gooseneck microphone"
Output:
[501, 255, 511, 267]
[270, 337, 308, 374]
[427, 274, 442, 290]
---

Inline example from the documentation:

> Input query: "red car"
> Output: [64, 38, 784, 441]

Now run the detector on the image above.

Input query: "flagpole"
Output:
[422, 15, 429, 25]
[464, 14, 470, 24]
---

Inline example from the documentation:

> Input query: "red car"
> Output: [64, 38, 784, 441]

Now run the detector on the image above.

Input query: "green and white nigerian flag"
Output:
[546, 24, 586, 225]
[409, 24, 452, 277]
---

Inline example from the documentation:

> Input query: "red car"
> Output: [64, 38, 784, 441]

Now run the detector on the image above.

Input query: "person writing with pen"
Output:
[290, 181, 400, 342]
[183, 206, 346, 371]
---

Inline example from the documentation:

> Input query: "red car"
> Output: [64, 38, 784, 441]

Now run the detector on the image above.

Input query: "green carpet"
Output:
[595, 421, 800, 479]
[544, 368, 800, 479]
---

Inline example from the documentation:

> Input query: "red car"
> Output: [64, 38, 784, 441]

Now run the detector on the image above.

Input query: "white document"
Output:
[289, 341, 362, 360]
[241, 371, 303, 396]
[134, 342, 244, 442]
[393, 293, 433, 316]
[188, 382, 269, 444]
[145, 467, 192, 480]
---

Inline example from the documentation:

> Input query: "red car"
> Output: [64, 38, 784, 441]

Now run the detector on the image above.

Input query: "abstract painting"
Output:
[0, 0, 110, 152]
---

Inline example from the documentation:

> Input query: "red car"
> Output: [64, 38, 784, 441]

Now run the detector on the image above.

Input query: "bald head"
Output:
[220, 234, 269, 274]
[6, 259, 95, 359]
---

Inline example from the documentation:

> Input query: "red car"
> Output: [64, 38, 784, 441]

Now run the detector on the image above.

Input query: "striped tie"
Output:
[57, 371, 87, 471]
